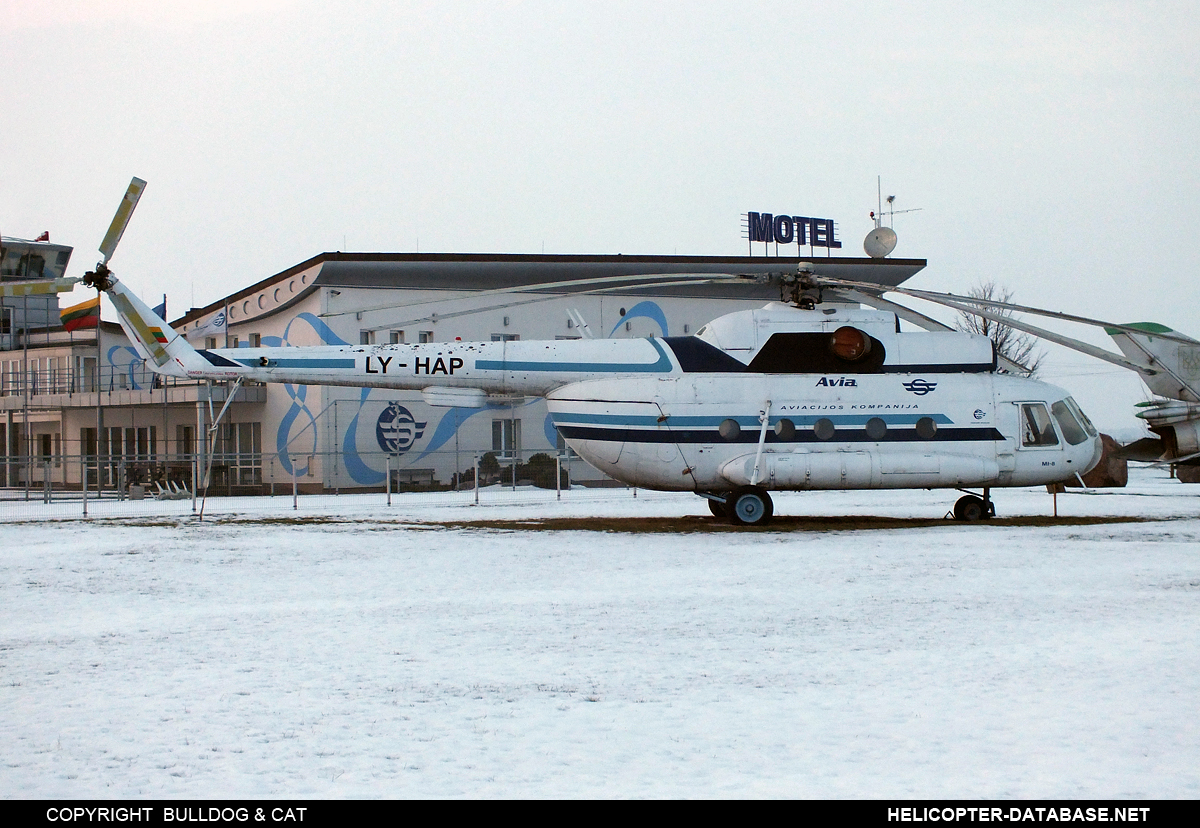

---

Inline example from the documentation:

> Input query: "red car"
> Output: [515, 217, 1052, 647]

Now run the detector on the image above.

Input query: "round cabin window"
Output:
[718, 419, 741, 441]
[865, 417, 888, 440]
[813, 418, 835, 441]
[916, 417, 938, 440]
[774, 418, 796, 440]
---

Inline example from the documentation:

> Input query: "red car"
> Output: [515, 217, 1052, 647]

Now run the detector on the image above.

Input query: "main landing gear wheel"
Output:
[707, 497, 728, 518]
[729, 486, 774, 527]
[953, 495, 992, 522]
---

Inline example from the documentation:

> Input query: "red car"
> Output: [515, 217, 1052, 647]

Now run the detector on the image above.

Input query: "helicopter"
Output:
[30, 178, 1108, 527]
[82, 268, 1104, 526]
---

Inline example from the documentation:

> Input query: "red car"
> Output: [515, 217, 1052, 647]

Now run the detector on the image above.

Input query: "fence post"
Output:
[291, 455, 297, 510]
[43, 460, 51, 504]
[556, 453, 561, 501]
[474, 453, 479, 506]
[386, 454, 391, 507]
[81, 455, 88, 517]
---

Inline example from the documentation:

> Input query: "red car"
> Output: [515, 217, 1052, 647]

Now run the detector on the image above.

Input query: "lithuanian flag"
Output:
[60, 296, 101, 332]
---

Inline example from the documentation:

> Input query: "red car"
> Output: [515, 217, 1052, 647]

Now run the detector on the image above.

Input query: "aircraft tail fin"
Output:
[1106, 323, 1200, 403]
[102, 278, 210, 378]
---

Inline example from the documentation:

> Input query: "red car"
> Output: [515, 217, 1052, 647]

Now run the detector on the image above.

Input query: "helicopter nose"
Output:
[1083, 432, 1104, 476]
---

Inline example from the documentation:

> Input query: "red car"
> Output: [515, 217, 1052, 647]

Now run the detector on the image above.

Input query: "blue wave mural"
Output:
[609, 301, 669, 338]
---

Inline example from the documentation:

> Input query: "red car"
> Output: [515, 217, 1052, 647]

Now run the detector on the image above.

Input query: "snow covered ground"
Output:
[2, 468, 1198, 798]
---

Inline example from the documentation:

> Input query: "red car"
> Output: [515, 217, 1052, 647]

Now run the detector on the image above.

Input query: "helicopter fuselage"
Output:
[111, 281, 1103, 497]
[547, 372, 1101, 492]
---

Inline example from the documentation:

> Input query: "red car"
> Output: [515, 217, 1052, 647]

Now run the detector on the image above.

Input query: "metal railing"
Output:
[0, 365, 210, 396]
[0, 447, 613, 520]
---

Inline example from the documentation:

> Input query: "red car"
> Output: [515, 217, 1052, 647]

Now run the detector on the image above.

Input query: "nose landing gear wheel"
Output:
[729, 486, 774, 526]
[954, 494, 986, 522]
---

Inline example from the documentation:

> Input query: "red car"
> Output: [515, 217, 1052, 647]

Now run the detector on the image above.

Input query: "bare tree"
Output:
[954, 281, 1045, 377]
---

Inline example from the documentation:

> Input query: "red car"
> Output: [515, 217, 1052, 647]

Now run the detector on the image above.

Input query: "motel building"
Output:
[1, 235, 925, 495]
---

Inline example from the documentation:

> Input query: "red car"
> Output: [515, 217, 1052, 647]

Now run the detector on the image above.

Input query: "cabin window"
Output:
[1064, 397, 1098, 437]
[865, 417, 887, 440]
[774, 418, 796, 440]
[1020, 404, 1059, 447]
[915, 417, 938, 440]
[1051, 400, 1089, 446]
[813, 418, 836, 441]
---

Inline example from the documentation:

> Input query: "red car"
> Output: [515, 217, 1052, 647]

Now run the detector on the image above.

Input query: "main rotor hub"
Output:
[780, 265, 822, 309]
[82, 263, 115, 292]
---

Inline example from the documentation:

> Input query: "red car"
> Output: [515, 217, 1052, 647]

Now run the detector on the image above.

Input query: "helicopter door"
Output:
[1016, 402, 1061, 450]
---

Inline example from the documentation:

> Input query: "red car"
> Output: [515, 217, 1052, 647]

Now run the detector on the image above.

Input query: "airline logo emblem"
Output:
[902, 379, 938, 396]
[376, 403, 427, 456]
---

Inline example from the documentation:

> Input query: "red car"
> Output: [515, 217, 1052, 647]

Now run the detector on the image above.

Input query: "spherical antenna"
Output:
[863, 226, 898, 258]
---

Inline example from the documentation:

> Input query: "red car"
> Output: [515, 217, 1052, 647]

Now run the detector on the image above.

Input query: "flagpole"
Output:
[96, 300, 104, 499]
[23, 292, 29, 501]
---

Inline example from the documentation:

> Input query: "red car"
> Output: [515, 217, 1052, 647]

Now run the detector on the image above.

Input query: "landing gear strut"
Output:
[953, 488, 996, 522]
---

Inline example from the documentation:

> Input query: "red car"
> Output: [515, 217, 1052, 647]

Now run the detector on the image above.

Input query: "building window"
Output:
[176, 424, 195, 459]
[229, 335, 239, 348]
[389, 330, 405, 344]
[491, 418, 521, 455]
[491, 333, 520, 342]
[360, 330, 376, 345]
[206, 337, 217, 350]
[213, 421, 262, 485]
[418, 331, 434, 343]
[250, 333, 261, 348]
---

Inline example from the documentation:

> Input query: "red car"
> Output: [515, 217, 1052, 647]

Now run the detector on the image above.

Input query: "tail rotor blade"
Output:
[99, 177, 147, 265]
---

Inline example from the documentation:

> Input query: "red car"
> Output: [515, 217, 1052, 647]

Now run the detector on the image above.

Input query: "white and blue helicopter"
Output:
[37, 179, 1121, 527]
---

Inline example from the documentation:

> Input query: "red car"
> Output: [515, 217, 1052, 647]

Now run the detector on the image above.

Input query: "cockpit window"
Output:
[1064, 396, 1098, 438]
[1051, 400, 1089, 445]
[1020, 403, 1059, 447]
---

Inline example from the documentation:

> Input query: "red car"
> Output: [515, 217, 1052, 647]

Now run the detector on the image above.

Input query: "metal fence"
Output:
[0, 447, 637, 522]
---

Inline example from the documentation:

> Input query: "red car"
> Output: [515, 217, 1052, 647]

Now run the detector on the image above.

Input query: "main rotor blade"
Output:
[99, 177, 147, 265]
[0, 277, 81, 297]
[364, 277, 737, 331]
[880, 289, 1161, 376]
[816, 277, 1199, 346]
[321, 271, 766, 318]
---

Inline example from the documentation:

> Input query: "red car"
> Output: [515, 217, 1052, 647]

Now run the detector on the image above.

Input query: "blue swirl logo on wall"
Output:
[376, 403, 427, 456]
[609, 301, 669, 338]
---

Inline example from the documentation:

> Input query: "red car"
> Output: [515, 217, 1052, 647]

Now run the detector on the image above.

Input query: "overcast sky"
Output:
[4, 1, 1198, 430]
